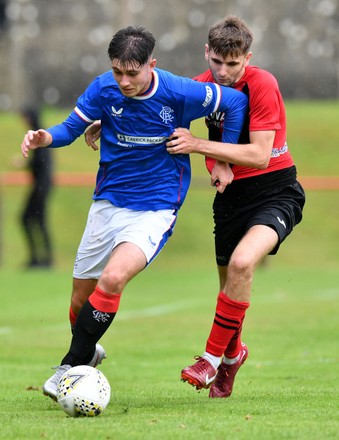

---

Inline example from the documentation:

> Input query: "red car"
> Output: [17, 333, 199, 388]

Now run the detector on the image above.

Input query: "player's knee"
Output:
[99, 269, 125, 293]
[228, 253, 255, 279]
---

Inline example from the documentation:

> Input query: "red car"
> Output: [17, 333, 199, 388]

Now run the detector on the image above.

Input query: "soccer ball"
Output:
[57, 365, 111, 417]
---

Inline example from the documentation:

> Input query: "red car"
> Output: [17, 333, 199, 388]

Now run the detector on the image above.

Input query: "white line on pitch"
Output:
[39, 300, 200, 331]
[0, 327, 11, 335]
[117, 301, 193, 320]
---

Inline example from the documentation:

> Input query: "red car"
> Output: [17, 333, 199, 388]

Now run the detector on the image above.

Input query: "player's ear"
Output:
[204, 44, 209, 61]
[149, 58, 157, 71]
[244, 52, 252, 66]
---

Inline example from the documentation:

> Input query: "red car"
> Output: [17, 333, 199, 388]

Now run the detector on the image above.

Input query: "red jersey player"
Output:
[166, 15, 305, 398]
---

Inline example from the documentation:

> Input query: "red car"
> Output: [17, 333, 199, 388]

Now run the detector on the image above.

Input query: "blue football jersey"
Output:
[47, 68, 248, 211]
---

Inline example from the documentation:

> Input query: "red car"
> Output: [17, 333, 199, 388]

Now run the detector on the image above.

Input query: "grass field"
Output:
[0, 103, 339, 439]
[1, 265, 338, 439]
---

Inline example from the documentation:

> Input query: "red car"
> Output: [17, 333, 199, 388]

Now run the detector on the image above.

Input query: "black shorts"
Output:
[213, 166, 305, 266]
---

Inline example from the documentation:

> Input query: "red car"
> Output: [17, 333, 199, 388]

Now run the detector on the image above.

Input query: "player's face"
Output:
[111, 58, 156, 97]
[205, 46, 252, 87]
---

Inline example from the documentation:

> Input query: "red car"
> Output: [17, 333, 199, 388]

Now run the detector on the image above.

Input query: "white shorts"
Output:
[73, 200, 177, 279]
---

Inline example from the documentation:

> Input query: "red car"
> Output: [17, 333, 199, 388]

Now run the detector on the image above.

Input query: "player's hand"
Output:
[166, 127, 198, 154]
[211, 161, 234, 193]
[21, 129, 52, 158]
[85, 120, 101, 151]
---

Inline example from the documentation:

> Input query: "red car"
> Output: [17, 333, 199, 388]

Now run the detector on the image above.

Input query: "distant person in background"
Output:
[20, 106, 53, 268]
[0, 0, 7, 32]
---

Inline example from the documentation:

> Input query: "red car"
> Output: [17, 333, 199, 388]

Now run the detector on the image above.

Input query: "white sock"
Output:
[223, 352, 240, 365]
[203, 352, 221, 370]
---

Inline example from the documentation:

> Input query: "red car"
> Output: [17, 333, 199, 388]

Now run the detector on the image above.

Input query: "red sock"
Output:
[205, 292, 249, 357]
[88, 286, 121, 313]
[224, 317, 244, 358]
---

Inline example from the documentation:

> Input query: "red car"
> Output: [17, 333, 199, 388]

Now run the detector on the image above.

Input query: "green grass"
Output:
[1, 266, 338, 439]
[0, 185, 338, 439]
[0, 103, 338, 438]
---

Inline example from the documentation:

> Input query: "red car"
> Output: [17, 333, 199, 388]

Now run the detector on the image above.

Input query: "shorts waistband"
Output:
[219, 166, 297, 197]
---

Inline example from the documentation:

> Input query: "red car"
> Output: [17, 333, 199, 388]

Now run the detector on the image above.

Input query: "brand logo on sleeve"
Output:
[202, 85, 213, 107]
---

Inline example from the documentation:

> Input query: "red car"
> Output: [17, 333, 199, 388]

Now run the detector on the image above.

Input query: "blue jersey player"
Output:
[21, 25, 248, 400]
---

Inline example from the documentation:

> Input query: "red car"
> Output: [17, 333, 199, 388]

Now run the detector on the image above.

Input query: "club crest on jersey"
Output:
[111, 106, 123, 117]
[159, 106, 174, 124]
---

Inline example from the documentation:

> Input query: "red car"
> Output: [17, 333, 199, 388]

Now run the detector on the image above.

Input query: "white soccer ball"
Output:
[57, 365, 111, 417]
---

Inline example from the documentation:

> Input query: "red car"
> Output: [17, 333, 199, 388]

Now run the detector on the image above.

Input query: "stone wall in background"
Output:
[0, 0, 338, 109]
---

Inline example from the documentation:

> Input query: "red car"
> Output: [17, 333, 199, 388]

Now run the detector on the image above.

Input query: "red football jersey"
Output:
[195, 66, 294, 180]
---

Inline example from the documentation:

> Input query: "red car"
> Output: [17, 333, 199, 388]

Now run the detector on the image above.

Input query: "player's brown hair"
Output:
[208, 15, 253, 58]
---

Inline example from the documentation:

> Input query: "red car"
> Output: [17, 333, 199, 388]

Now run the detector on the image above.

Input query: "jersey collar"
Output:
[132, 71, 159, 100]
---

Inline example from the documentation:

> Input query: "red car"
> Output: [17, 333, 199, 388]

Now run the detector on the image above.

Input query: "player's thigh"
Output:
[230, 224, 279, 268]
[99, 242, 147, 292]
[113, 208, 177, 265]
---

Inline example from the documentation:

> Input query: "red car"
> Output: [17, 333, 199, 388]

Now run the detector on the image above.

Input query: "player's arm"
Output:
[21, 111, 91, 158]
[167, 127, 275, 169]
[169, 73, 280, 169]
[46, 111, 91, 148]
[167, 82, 248, 160]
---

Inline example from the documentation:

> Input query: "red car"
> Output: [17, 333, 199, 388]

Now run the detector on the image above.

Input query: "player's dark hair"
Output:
[108, 26, 156, 67]
[208, 15, 253, 58]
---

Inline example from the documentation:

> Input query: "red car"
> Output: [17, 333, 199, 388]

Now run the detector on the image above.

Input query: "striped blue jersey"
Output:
[47, 68, 248, 210]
